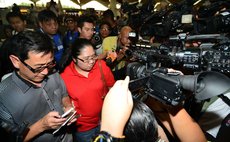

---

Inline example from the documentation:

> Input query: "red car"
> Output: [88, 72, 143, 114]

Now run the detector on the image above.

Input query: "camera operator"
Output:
[99, 26, 133, 80]
[92, 21, 112, 56]
[92, 76, 207, 142]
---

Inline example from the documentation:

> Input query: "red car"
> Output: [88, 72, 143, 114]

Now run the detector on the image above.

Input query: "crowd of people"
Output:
[0, 1, 229, 142]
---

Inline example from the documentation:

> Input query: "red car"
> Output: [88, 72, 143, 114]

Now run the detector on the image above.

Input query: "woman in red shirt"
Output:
[59, 38, 115, 142]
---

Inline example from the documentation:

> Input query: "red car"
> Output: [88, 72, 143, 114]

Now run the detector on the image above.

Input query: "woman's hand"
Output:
[101, 76, 133, 137]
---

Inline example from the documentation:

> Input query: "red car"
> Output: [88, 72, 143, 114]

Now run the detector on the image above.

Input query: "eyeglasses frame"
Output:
[19, 58, 56, 73]
[76, 55, 98, 63]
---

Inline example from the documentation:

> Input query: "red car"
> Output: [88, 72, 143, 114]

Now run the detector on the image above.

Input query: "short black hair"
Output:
[77, 15, 94, 29]
[103, 9, 114, 19]
[9, 31, 54, 61]
[6, 12, 25, 23]
[58, 38, 93, 73]
[99, 21, 112, 30]
[124, 100, 158, 142]
[65, 15, 77, 23]
[38, 9, 57, 22]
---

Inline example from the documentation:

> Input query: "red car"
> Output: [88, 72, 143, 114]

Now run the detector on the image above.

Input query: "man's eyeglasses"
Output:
[76, 55, 98, 63]
[20, 59, 56, 73]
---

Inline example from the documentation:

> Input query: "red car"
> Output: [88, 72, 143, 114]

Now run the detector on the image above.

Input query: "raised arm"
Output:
[146, 97, 207, 142]
[100, 76, 133, 137]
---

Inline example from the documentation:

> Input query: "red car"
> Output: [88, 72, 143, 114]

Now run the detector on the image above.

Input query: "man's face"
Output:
[100, 24, 111, 39]
[9, 17, 26, 32]
[119, 28, 132, 47]
[65, 20, 76, 31]
[39, 19, 58, 35]
[74, 45, 97, 72]
[16, 51, 54, 84]
[78, 22, 94, 40]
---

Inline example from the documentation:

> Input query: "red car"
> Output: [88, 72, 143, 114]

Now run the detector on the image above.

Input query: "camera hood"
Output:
[194, 71, 230, 101]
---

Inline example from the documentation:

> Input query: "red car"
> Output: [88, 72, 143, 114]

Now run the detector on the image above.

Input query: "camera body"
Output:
[127, 34, 230, 73]
[121, 0, 230, 38]
[128, 66, 185, 106]
[126, 36, 230, 105]
[92, 33, 102, 49]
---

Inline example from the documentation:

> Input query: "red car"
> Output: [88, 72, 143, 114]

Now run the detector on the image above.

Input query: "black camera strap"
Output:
[219, 94, 230, 107]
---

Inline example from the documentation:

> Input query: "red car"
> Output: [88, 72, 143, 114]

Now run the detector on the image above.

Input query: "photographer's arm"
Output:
[146, 97, 206, 142]
[167, 107, 206, 142]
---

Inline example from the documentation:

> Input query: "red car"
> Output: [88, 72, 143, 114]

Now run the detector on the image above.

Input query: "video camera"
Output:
[127, 62, 230, 106]
[125, 32, 230, 106]
[126, 32, 230, 73]
[121, 0, 230, 38]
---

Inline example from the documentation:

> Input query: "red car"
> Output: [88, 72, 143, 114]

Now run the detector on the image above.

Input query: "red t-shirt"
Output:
[61, 60, 115, 132]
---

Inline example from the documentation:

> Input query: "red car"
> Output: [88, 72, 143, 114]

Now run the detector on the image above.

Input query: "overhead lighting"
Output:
[116, 3, 121, 9]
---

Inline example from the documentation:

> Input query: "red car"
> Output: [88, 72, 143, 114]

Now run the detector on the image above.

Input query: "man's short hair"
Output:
[38, 9, 57, 22]
[64, 15, 76, 23]
[103, 9, 114, 19]
[6, 12, 25, 23]
[9, 31, 54, 61]
[77, 15, 94, 29]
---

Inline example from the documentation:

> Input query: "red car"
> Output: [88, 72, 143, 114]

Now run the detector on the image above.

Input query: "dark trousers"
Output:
[74, 126, 100, 142]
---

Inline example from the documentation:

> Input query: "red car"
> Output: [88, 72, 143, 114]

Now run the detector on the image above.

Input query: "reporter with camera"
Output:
[93, 21, 112, 55]
[99, 26, 133, 80]
[93, 74, 206, 142]
[145, 97, 207, 142]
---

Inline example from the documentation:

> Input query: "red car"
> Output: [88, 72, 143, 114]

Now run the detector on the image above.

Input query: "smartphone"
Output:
[53, 110, 78, 135]
[61, 107, 74, 118]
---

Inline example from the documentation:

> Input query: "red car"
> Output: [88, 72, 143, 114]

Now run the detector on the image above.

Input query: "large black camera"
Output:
[122, 0, 230, 38]
[127, 62, 230, 106]
[126, 33, 230, 105]
[127, 33, 230, 73]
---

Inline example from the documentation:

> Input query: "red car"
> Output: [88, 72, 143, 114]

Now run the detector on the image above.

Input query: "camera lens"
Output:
[125, 49, 132, 57]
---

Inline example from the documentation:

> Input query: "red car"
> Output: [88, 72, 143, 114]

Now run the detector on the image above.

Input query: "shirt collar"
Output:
[12, 71, 48, 93]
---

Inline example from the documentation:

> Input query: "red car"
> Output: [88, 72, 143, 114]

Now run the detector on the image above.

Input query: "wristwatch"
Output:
[92, 131, 125, 142]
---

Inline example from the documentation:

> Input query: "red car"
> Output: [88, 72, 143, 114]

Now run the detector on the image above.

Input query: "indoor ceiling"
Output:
[71, 0, 182, 7]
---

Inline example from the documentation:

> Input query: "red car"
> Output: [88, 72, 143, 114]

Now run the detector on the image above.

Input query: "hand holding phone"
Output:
[53, 108, 80, 135]
[61, 107, 74, 118]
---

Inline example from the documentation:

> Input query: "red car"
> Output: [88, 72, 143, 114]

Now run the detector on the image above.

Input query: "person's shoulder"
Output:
[60, 63, 74, 77]
[48, 72, 61, 79]
[0, 74, 15, 95]
[104, 36, 117, 41]
[46, 72, 66, 86]
[99, 60, 107, 66]
[1, 73, 12, 82]
[103, 36, 118, 45]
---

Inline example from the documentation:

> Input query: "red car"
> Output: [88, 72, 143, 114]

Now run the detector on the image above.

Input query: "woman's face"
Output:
[74, 45, 97, 72]
[99, 24, 111, 39]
